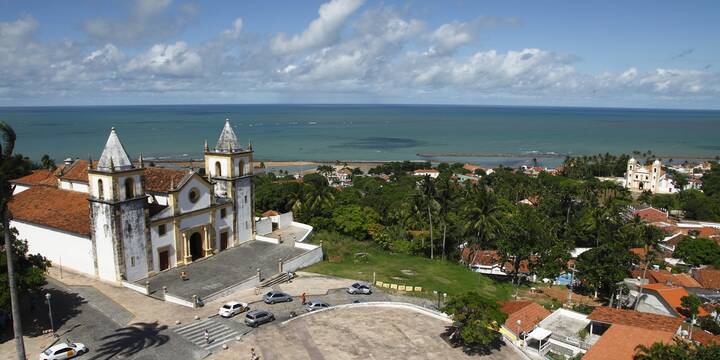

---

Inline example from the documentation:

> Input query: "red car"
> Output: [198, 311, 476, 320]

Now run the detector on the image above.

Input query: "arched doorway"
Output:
[189, 232, 203, 261]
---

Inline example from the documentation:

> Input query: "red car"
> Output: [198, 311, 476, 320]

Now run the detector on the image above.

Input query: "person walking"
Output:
[204, 329, 210, 344]
[301, 292, 306, 305]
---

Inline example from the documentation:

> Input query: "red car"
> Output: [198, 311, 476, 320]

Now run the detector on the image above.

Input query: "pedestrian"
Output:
[301, 292, 306, 305]
[250, 347, 259, 360]
[204, 329, 210, 344]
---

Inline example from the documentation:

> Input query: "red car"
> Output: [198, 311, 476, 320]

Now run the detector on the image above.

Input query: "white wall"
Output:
[256, 218, 272, 235]
[278, 212, 293, 230]
[12, 220, 95, 276]
[177, 177, 212, 214]
[13, 185, 30, 194]
[234, 177, 253, 243]
[637, 293, 676, 317]
[150, 222, 176, 272]
[92, 202, 118, 282]
[60, 180, 89, 193]
[215, 207, 234, 249]
[180, 212, 211, 230]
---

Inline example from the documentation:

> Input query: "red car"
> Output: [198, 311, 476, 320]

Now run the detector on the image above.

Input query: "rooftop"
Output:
[588, 307, 683, 333]
[640, 283, 709, 317]
[583, 324, 675, 360]
[97, 128, 133, 172]
[59, 160, 92, 183]
[693, 268, 720, 289]
[9, 186, 90, 236]
[214, 119, 242, 153]
[499, 300, 551, 335]
[143, 167, 190, 194]
[538, 308, 590, 340]
[12, 169, 59, 187]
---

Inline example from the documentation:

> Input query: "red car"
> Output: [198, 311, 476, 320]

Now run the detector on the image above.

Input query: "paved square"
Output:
[140, 240, 305, 301]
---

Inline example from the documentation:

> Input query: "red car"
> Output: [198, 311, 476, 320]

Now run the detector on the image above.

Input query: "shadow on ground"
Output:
[1, 285, 85, 341]
[441, 326, 506, 356]
[89, 322, 168, 360]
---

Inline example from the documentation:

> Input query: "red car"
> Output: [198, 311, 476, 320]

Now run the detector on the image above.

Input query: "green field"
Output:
[304, 232, 513, 300]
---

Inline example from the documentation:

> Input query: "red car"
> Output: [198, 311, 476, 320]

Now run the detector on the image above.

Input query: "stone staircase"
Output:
[258, 271, 292, 288]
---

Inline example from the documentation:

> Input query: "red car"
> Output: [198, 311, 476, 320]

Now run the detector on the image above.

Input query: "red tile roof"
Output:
[8, 187, 90, 236]
[12, 169, 59, 187]
[460, 247, 532, 273]
[634, 207, 669, 223]
[262, 210, 279, 217]
[59, 160, 92, 183]
[693, 268, 720, 289]
[642, 270, 702, 288]
[583, 324, 675, 360]
[143, 167, 189, 193]
[692, 330, 720, 346]
[499, 301, 551, 335]
[588, 307, 683, 333]
[639, 283, 708, 317]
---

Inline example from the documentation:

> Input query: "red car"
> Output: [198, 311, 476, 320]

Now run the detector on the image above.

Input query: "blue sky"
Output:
[0, 0, 718, 108]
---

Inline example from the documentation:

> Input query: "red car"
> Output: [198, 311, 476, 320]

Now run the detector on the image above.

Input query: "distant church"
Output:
[625, 158, 679, 194]
[10, 121, 256, 282]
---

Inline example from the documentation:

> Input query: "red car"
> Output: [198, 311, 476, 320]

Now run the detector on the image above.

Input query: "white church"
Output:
[10, 121, 261, 283]
[625, 158, 679, 194]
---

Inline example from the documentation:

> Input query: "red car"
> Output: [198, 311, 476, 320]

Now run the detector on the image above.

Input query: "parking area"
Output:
[207, 304, 520, 360]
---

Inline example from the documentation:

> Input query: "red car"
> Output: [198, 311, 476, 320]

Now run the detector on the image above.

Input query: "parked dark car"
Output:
[244, 310, 275, 327]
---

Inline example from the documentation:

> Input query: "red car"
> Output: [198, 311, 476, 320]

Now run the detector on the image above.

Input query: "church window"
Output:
[239, 160, 244, 176]
[97, 179, 104, 200]
[126, 221, 132, 233]
[221, 208, 227, 218]
[130, 256, 135, 267]
[244, 195, 248, 203]
[159, 224, 167, 236]
[125, 178, 135, 199]
[215, 161, 222, 177]
[189, 188, 200, 203]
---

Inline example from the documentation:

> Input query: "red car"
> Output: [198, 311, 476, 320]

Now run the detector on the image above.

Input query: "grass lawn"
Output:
[304, 233, 514, 301]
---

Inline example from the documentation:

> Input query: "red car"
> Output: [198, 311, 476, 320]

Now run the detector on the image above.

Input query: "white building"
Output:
[625, 158, 679, 194]
[413, 169, 439, 178]
[9, 120, 262, 283]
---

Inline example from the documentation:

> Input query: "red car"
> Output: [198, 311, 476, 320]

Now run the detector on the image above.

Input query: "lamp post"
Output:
[45, 293, 55, 337]
[443, 293, 447, 308]
[516, 319, 523, 346]
[433, 290, 439, 309]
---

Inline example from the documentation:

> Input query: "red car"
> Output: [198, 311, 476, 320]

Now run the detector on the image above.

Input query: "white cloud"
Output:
[221, 18, 244, 40]
[0, 16, 38, 47]
[124, 42, 202, 77]
[427, 22, 473, 55]
[83, 0, 194, 44]
[271, 0, 364, 54]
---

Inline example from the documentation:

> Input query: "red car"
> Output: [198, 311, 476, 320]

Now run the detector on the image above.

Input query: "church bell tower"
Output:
[204, 119, 254, 245]
[88, 128, 151, 282]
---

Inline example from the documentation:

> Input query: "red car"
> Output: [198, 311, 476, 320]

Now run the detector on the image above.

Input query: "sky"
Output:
[0, 0, 719, 109]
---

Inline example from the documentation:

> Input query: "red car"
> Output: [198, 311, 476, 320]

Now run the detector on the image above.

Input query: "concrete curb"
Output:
[280, 301, 451, 325]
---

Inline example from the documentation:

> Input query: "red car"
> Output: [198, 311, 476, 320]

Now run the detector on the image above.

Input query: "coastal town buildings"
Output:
[9, 120, 315, 284]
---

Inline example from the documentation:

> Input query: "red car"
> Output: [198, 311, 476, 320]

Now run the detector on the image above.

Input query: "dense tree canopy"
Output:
[442, 292, 507, 348]
[673, 237, 720, 267]
[634, 339, 720, 360]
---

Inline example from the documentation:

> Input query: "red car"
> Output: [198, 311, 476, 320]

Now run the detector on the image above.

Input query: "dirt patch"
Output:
[400, 269, 416, 276]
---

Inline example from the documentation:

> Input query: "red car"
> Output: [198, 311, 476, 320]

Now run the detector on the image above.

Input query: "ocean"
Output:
[1, 104, 719, 168]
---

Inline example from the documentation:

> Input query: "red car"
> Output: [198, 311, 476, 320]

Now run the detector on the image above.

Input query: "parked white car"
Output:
[39, 342, 88, 360]
[347, 282, 372, 295]
[218, 301, 249, 318]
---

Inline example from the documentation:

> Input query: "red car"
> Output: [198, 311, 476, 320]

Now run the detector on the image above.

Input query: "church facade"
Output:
[625, 158, 679, 194]
[10, 121, 257, 283]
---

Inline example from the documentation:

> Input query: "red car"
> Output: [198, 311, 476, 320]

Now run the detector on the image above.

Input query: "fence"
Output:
[203, 274, 261, 303]
[283, 245, 323, 272]
[121, 281, 149, 295]
[374, 281, 423, 292]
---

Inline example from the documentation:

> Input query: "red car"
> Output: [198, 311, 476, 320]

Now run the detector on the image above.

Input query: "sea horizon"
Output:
[2, 104, 719, 168]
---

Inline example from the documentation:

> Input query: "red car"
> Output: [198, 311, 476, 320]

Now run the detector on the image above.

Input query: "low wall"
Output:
[256, 218, 272, 235]
[281, 301, 450, 325]
[164, 293, 195, 308]
[121, 281, 149, 295]
[256, 235, 280, 244]
[278, 212, 293, 229]
[290, 222, 313, 242]
[203, 275, 260, 303]
[283, 245, 323, 273]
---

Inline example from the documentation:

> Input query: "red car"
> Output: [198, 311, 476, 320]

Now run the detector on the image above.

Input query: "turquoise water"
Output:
[1, 105, 719, 167]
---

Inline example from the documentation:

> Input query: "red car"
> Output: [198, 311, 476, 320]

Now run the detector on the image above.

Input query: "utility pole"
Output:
[4, 210, 26, 360]
[566, 265, 577, 306]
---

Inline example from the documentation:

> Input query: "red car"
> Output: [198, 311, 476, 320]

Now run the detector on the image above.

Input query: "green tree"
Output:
[674, 237, 720, 267]
[576, 242, 637, 298]
[701, 163, 720, 197]
[634, 339, 720, 360]
[316, 165, 334, 178]
[39, 154, 56, 170]
[331, 205, 379, 240]
[1, 121, 27, 358]
[463, 185, 506, 248]
[418, 175, 438, 258]
[442, 292, 507, 348]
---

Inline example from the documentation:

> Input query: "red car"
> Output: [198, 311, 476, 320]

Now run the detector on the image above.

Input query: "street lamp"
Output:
[433, 290, 440, 309]
[516, 319, 523, 346]
[45, 293, 55, 337]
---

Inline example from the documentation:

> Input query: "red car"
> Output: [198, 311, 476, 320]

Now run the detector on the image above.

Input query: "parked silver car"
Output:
[305, 300, 331, 312]
[263, 291, 293, 304]
[347, 282, 372, 295]
[244, 310, 275, 327]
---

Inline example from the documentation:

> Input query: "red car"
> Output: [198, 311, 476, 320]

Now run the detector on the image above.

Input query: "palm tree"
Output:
[435, 175, 454, 260]
[304, 185, 335, 215]
[464, 185, 505, 248]
[0, 121, 26, 359]
[418, 175, 437, 259]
